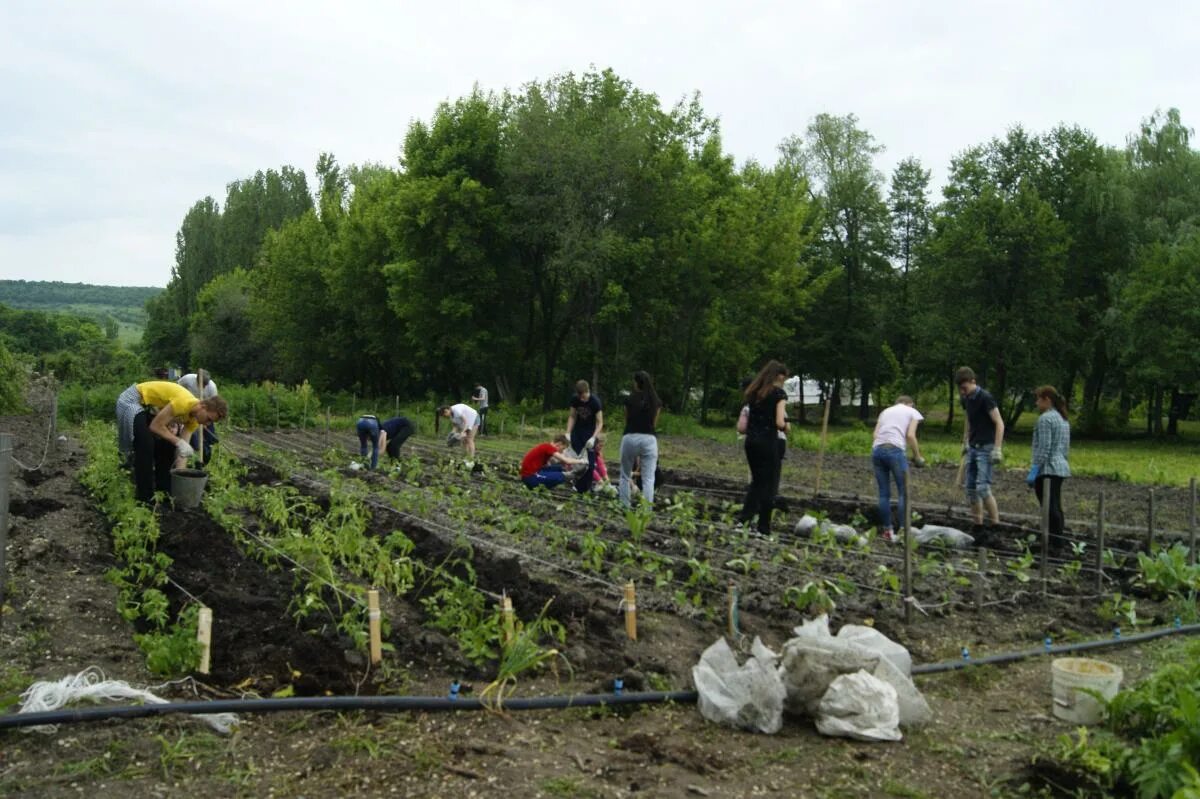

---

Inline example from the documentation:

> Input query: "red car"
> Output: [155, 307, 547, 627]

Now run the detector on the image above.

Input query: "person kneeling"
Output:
[521, 434, 588, 489]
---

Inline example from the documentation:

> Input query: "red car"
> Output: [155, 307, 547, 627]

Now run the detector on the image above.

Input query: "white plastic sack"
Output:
[815, 670, 902, 742]
[564, 446, 590, 477]
[779, 615, 931, 727]
[692, 637, 785, 734]
[913, 524, 975, 549]
[794, 514, 865, 545]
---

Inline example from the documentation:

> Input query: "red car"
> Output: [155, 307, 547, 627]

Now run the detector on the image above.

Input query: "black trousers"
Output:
[477, 407, 488, 435]
[132, 410, 176, 504]
[1034, 474, 1066, 540]
[740, 436, 779, 533]
[385, 421, 415, 459]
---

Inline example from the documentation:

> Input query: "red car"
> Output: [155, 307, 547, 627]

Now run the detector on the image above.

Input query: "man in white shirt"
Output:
[871, 396, 926, 541]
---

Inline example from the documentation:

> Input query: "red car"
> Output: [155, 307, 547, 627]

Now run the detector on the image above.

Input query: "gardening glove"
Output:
[176, 439, 196, 460]
[912, 456, 927, 468]
[586, 436, 596, 450]
[990, 448, 1003, 465]
[1026, 464, 1040, 486]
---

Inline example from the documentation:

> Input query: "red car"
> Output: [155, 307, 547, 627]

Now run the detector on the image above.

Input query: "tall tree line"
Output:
[144, 70, 1200, 431]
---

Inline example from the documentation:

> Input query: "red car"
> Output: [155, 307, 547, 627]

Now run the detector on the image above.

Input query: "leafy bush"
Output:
[1136, 543, 1200, 599]
[0, 338, 25, 413]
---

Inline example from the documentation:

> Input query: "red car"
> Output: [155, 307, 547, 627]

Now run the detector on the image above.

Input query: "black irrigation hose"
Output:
[7, 625, 1200, 730]
[911, 622, 1200, 674]
[0, 690, 699, 731]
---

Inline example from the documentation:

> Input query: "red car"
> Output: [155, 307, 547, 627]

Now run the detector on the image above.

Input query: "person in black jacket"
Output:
[737, 360, 789, 536]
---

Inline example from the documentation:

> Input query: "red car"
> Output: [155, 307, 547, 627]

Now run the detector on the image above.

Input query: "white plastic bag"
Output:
[913, 525, 975, 548]
[815, 670, 902, 742]
[794, 514, 865, 545]
[692, 637, 785, 734]
[778, 615, 931, 727]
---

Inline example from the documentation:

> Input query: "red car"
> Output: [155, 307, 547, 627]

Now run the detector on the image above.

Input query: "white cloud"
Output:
[1, 0, 1196, 286]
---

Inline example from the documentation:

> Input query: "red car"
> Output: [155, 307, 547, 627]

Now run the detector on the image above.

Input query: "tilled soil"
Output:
[0, 412, 1196, 798]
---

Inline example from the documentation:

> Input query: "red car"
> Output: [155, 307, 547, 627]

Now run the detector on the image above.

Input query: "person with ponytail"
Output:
[1028, 385, 1071, 542]
[737, 360, 789, 536]
[619, 371, 662, 507]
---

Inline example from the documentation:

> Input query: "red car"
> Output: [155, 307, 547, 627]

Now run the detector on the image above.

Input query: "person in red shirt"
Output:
[521, 434, 587, 489]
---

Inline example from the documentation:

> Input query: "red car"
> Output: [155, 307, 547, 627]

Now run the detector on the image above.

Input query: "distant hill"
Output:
[0, 280, 163, 347]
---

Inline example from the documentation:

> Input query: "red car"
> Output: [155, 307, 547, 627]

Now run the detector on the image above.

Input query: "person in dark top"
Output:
[619, 371, 662, 507]
[737, 360, 789, 536]
[956, 366, 1006, 525]
[566, 379, 604, 493]
[520, 434, 588, 489]
[356, 415, 415, 470]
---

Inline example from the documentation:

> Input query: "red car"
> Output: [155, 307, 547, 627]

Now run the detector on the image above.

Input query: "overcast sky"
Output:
[1, 0, 1195, 288]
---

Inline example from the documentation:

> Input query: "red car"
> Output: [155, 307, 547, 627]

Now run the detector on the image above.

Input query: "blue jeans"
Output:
[619, 434, 658, 506]
[356, 416, 381, 469]
[965, 444, 994, 502]
[871, 445, 908, 532]
[523, 465, 568, 489]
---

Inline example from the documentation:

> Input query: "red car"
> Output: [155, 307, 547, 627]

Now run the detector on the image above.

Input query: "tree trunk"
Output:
[698, 360, 711, 426]
[796, 374, 806, 424]
[858, 377, 871, 421]
[1167, 387, 1181, 436]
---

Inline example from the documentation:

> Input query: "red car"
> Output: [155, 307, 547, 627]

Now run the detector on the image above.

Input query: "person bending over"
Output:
[356, 415, 415, 469]
[436, 403, 479, 458]
[520, 434, 588, 489]
[115, 380, 228, 504]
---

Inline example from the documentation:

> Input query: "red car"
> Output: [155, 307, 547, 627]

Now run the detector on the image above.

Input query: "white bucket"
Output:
[170, 468, 209, 509]
[1051, 657, 1123, 725]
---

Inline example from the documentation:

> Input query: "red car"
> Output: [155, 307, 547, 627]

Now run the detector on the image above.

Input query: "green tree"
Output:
[189, 269, 267, 383]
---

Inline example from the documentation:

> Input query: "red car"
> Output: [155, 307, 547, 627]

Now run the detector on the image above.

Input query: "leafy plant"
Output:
[1136, 543, 1200, 599]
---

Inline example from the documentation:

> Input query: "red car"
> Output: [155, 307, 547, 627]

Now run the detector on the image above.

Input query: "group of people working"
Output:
[115, 363, 1071, 542]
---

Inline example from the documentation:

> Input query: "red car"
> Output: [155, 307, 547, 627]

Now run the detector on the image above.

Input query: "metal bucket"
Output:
[170, 468, 209, 509]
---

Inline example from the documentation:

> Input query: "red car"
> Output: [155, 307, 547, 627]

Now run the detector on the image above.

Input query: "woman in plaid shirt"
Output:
[1029, 385, 1071, 540]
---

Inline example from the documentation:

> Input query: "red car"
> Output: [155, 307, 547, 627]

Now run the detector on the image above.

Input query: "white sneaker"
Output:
[881, 529, 897, 543]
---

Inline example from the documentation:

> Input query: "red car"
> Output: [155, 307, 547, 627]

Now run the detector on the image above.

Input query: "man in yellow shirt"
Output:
[116, 380, 228, 503]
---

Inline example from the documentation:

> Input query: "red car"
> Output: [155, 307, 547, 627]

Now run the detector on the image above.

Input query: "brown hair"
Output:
[552, 433, 570, 447]
[434, 405, 450, 433]
[1035, 385, 1068, 419]
[954, 366, 976, 386]
[575, 379, 590, 395]
[744, 360, 789, 403]
[200, 395, 228, 420]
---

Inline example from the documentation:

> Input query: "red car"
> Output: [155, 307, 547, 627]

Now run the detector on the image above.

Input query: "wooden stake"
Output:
[0, 434, 11, 638]
[726, 583, 739, 639]
[1040, 478, 1051, 595]
[1189, 478, 1197, 567]
[813, 397, 831, 497]
[1095, 490, 1106, 592]
[903, 477, 913, 624]
[974, 548, 988, 612]
[501, 594, 515, 646]
[325, 408, 331, 449]
[623, 582, 638, 641]
[1147, 488, 1156, 552]
[196, 607, 213, 675]
[367, 590, 382, 665]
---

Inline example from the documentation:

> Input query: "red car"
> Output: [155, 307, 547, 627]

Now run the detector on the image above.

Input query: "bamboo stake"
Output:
[196, 607, 213, 675]
[623, 582, 638, 641]
[367, 590, 382, 665]
[1095, 490, 1106, 592]
[813, 397, 831, 497]
[903, 477, 913, 624]
[501, 594, 515, 647]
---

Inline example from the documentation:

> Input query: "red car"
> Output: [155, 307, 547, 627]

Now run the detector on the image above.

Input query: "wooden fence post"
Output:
[726, 583, 739, 639]
[974, 548, 988, 612]
[1040, 479, 1052, 595]
[0, 434, 11, 637]
[1147, 488, 1156, 552]
[1095, 490, 1105, 592]
[814, 397, 831, 497]
[1190, 478, 1197, 567]
[903, 477, 913, 624]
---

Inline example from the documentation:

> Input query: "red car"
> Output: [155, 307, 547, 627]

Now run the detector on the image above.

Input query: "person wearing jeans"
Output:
[618, 371, 661, 507]
[957, 366, 1005, 525]
[521, 434, 587, 489]
[870, 396, 926, 541]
